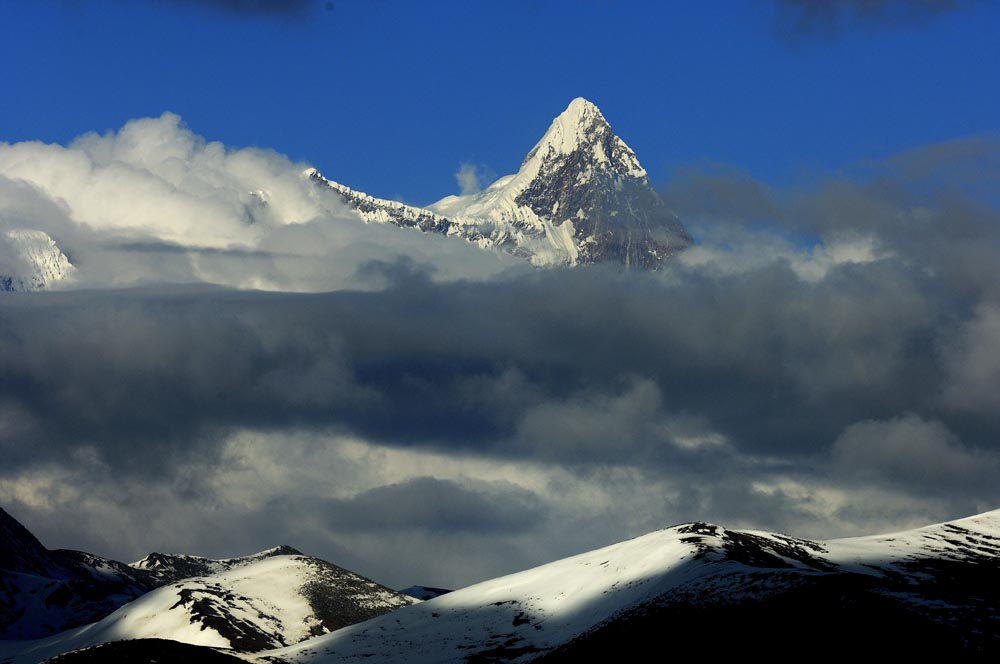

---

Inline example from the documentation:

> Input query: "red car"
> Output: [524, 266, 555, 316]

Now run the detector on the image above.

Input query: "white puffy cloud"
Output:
[0, 113, 519, 291]
[679, 221, 890, 282]
[454, 163, 482, 196]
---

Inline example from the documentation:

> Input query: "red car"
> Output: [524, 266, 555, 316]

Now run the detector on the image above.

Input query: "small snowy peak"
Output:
[1, 229, 76, 292]
[1, 555, 417, 663]
[1, 505, 413, 652]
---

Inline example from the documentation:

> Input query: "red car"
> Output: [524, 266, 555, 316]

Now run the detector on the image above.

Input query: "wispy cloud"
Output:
[453, 162, 495, 196]
[772, 0, 980, 41]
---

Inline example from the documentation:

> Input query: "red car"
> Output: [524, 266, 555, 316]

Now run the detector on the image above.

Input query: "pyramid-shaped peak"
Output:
[336, 96, 691, 270]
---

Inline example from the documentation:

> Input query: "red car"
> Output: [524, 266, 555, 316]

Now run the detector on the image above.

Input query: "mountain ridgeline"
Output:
[4, 506, 1000, 662]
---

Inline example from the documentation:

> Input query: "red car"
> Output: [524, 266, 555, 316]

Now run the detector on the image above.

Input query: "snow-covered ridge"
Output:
[258, 508, 1000, 663]
[310, 98, 692, 269]
[1, 229, 75, 292]
[305, 170, 460, 236]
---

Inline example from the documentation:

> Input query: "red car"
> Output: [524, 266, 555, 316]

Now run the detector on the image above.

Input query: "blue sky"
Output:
[3, 0, 999, 205]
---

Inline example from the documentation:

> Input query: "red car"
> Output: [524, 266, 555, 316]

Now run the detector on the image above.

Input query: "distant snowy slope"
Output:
[259, 509, 1000, 663]
[312, 98, 691, 269]
[0, 554, 416, 663]
[0, 508, 308, 642]
[0, 230, 75, 291]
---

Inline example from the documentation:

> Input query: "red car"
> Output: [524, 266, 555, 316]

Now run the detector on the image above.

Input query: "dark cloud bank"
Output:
[158, 0, 320, 18]
[3, 134, 1000, 587]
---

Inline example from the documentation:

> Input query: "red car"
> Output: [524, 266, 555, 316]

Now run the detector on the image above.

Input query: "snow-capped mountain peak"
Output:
[310, 98, 692, 269]
[0, 509, 418, 660]
[2, 554, 417, 662]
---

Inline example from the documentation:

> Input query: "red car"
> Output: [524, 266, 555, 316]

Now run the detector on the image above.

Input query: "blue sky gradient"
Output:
[3, 0, 998, 205]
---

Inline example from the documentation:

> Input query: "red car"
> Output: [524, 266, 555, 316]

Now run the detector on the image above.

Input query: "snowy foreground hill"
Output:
[0, 508, 414, 663]
[3, 556, 413, 662]
[3, 509, 1000, 662]
[256, 510, 1000, 662]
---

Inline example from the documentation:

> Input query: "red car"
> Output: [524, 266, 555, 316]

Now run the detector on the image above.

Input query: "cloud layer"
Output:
[2, 117, 1000, 588]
